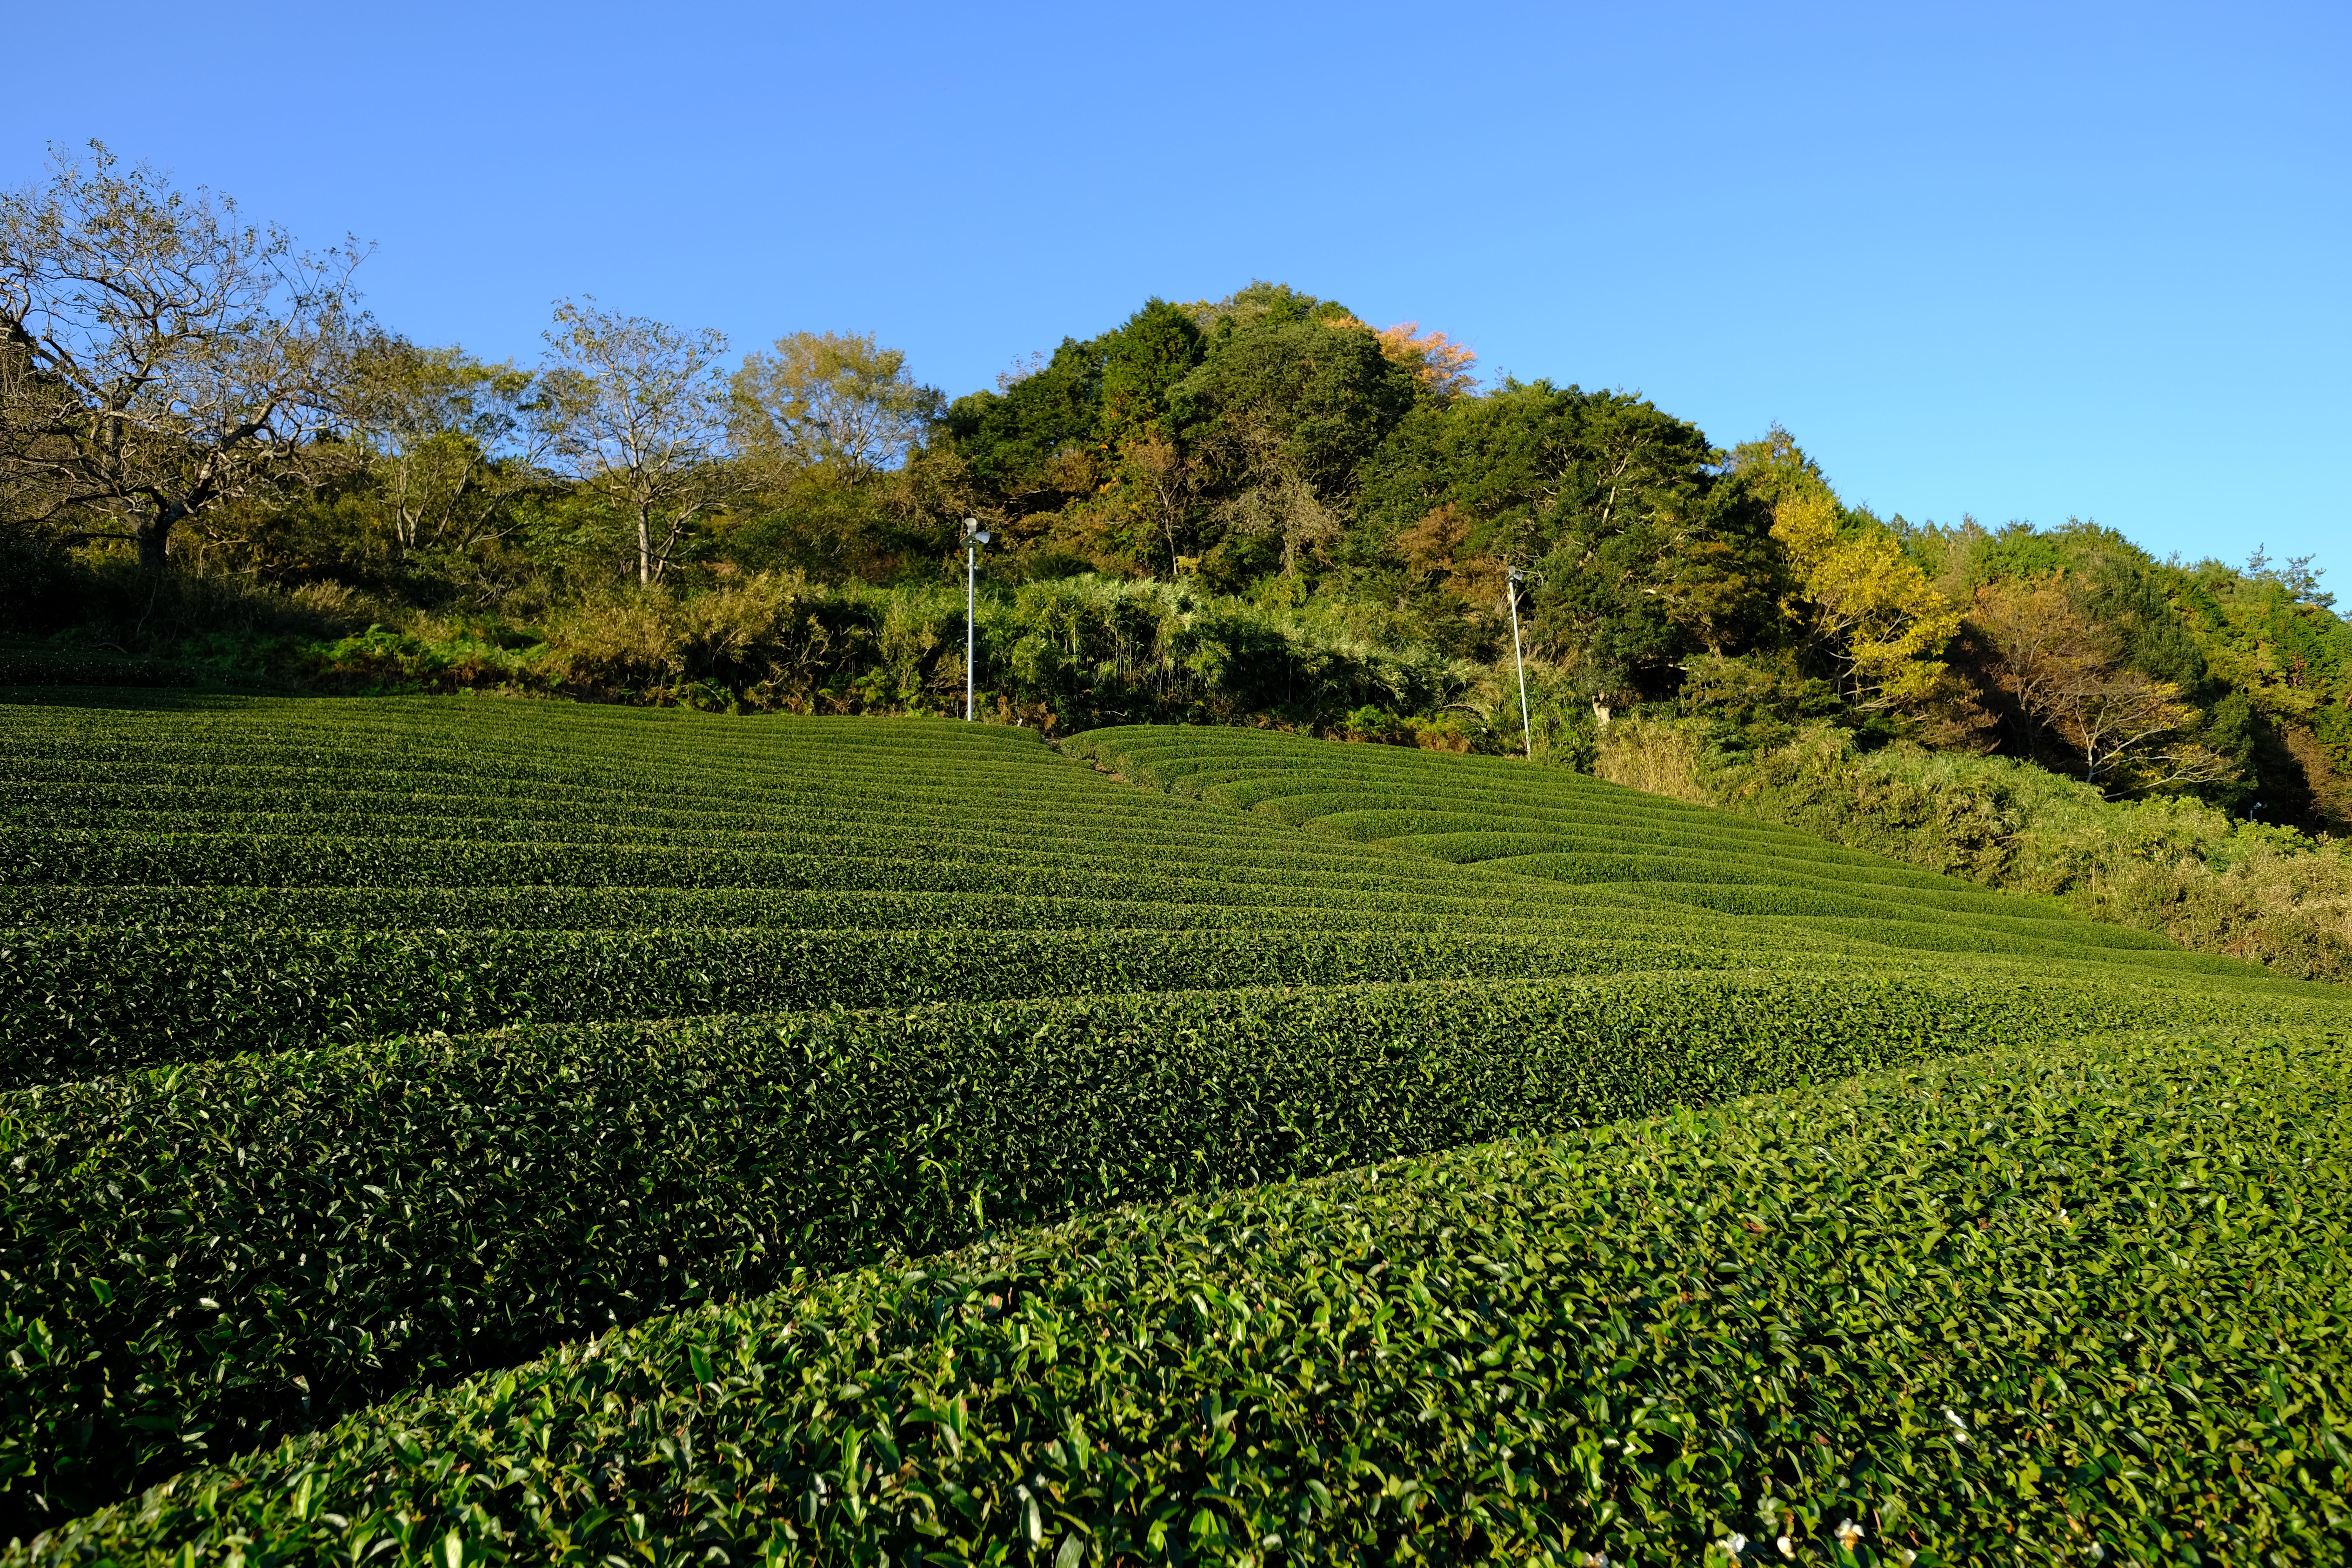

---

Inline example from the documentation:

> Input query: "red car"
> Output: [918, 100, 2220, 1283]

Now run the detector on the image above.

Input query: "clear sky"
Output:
[7, 0, 2343, 571]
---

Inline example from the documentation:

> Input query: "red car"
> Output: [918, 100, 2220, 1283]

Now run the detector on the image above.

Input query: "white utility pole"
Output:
[962, 517, 991, 721]
[1507, 566, 1532, 759]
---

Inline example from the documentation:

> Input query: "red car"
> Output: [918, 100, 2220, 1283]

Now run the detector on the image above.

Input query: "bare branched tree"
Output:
[0, 142, 365, 572]
[2058, 664, 2236, 791]
[1125, 432, 1196, 576]
[538, 299, 737, 585]
[1204, 409, 1345, 578]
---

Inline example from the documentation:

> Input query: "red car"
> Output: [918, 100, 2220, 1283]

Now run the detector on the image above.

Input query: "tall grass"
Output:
[1598, 716, 2352, 981]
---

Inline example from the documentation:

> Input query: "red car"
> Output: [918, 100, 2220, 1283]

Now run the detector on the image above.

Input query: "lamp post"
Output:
[962, 517, 991, 721]
[1506, 566, 1532, 759]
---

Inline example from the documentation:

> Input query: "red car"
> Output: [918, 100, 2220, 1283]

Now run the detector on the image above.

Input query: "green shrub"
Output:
[24, 1027, 2348, 1564]
[9, 696, 2349, 1553]
[0, 925, 1706, 1085]
[2, 970, 2297, 1533]
[1596, 716, 2352, 983]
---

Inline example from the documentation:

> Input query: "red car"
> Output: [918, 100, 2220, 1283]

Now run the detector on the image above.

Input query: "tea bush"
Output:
[22, 1027, 2348, 1565]
[0, 925, 1715, 1085]
[7, 972, 2336, 1537]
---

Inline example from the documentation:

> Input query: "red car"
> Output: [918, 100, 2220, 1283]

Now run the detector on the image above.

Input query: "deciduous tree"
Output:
[1972, 574, 2236, 793]
[1376, 322, 1477, 403]
[538, 299, 737, 585]
[731, 331, 940, 482]
[0, 143, 364, 573]
[1771, 490, 1961, 713]
[350, 335, 538, 558]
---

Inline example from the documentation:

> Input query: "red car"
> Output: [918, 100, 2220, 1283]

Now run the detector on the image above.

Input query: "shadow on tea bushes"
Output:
[0, 968, 2254, 1534]
[25, 1027, 2352, 1565]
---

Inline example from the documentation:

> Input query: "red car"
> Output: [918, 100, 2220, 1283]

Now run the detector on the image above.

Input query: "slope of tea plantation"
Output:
[4, 691, 2347, 1565]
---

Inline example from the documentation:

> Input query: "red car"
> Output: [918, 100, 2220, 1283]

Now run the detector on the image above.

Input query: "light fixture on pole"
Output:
[1506, 566, 1532, 759]
[962, 517, 991, 722]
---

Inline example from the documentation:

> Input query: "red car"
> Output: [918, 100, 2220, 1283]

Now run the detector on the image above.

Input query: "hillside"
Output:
[5, 691, 2349, 1563]
[13, 180, 2352, 990]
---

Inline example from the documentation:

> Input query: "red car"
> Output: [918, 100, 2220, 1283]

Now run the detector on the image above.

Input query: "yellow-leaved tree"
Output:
[1771, 489, 1961, 713]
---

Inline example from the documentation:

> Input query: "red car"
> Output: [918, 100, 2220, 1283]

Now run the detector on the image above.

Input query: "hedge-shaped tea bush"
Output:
[22, 1026, 2348, 1565]
[2, 969, 2290, 1533]
[0, 925, 1710, 1085]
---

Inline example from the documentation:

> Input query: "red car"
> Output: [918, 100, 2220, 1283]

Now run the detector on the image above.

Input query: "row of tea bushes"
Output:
[0, 883, 1643, 936]
[11, 701, 2263, 999]
[8, 694, 2341, 1550]
[23, 1025, 2347, 1565]
[1067, 727, 2285, 973]
[0, 925, 1723, 1085]
[4, 907, 2260, 1089]
[0, 650, 198, 690]
[0, 828, 1517, 899]
[4, 969, 2296, 1534]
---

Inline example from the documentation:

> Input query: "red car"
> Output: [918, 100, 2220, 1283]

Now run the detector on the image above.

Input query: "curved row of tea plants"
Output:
[7, 701, 2300, 1089]
[17, 968, 2282, 1527]
[1067, 728, 2284, 962]
[21, 1025, 2349, 1566]
[0, 924, 1728, 1085]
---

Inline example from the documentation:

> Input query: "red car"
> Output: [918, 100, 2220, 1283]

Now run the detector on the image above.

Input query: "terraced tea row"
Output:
[1, 925, 1735, 1082]
[27, 1025, 2348, 1565]
[0, 696, 2170, 1093]
[12, 965, 2339, 1536]
[1070, 728, 2241, 968]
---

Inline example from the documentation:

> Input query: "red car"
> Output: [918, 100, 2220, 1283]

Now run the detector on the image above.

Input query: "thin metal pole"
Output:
[965, 542, 976, 722]
[1509, 578, 1532, 759]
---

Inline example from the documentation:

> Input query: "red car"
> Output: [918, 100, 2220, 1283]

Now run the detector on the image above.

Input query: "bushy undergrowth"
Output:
[22, 1027, 2349, 1566]
[4, 572, 1508, 738]
[1599, 717, 2352, 982]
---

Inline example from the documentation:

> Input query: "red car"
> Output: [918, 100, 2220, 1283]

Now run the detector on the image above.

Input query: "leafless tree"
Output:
[2057, 663, 2235, 791]
[0, 142, 365, 572]
[1124, 432, 1196, 576]
[1203, 409, 1344, 578]
[538, 298, 739, 585]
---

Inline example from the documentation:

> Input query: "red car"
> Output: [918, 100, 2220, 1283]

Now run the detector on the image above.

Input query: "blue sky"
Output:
[8, 0, 2344, 572]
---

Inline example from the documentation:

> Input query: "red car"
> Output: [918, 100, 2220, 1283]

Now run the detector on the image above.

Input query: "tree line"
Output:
[3, 143, 2348, 831]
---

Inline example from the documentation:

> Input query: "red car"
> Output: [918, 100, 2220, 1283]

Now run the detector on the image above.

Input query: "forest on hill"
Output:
[5, 147, 2350, 853]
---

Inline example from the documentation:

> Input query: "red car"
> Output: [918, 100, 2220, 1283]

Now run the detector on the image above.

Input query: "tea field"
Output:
[3, 691, 2348, 1565]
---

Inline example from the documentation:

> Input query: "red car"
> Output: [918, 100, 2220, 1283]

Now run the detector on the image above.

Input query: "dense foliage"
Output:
[13, 970, 2263, 1526]
[5, 693, 2349, 1560]
[20, 1027, 2351, 1565]
[1596, 716, 2352, 982]
[6, 145, 2348, 844]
